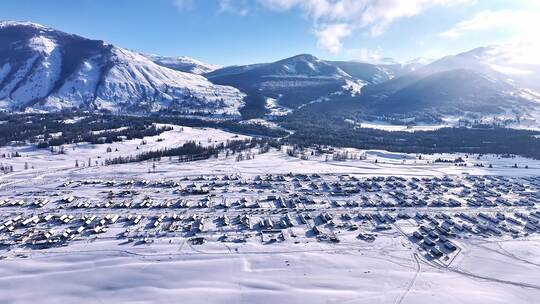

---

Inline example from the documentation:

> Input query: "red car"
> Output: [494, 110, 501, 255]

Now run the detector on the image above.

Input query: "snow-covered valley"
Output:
[0, 124, 540, 303]
[2, 13, 540, 304]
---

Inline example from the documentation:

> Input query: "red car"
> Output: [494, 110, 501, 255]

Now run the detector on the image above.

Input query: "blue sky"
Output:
[1, 0, 538, 65]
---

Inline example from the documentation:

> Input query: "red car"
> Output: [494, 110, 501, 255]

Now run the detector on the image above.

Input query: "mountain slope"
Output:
[145, 55, 221, 75]
[206, 54, 370, 118]
[358, 45, 540, 120]
[375, 69, 526, 113]
[2, 21, 538, 126]
[328, 61, 422, 84]
[206, 54, 432, 119]
[0, 21, 244, 115]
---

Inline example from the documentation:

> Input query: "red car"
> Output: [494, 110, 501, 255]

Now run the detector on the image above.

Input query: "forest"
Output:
[1, 112, 540, 159]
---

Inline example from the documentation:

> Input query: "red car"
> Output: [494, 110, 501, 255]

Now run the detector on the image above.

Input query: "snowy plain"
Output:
[0, 125, 539, 304]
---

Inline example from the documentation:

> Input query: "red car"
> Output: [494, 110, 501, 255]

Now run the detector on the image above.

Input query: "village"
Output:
[1, 172, 539, 264]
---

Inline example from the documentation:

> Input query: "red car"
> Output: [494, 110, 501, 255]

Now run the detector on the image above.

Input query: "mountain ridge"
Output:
[0, 21, 245, 115]
[1, 21, 539, 127]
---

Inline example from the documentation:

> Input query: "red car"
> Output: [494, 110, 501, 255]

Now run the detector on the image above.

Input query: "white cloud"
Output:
[484, 42, 540, 66]
[346, 47, 384, 63]
[173, 0, 193, 11]
[219, 0, 251, 16]
[314, 23, 352, 53]
[440, 9, 540, 39]
[358, 48, 382, 63]
[260, 0, 475, 52]
[171, 0, 476, 53]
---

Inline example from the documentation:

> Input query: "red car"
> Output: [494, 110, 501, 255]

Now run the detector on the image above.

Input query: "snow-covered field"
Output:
[2, 234, 539, 303]
[2, 124, 539, 178]
[345, 119, 449, 132]
[356, 122, 448, 132]
[0, 124, 540, 303]
[265, 97, 292, 117]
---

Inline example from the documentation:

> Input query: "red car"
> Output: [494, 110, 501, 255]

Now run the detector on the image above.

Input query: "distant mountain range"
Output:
[145, 54, 221, 75]
[1, 21, 539, 127]
[358, 45, 540, 121]
[205, 54, 424, 118]
[207, 47, 540, 124]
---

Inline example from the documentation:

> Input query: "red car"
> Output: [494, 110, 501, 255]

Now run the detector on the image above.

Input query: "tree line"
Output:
[103, 137, 279, 166]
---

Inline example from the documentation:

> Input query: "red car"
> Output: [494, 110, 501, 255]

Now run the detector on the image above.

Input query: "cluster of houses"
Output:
[0, 174, 538, 256]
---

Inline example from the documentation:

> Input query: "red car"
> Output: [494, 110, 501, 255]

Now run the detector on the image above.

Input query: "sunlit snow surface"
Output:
[0, 125, 539, 303]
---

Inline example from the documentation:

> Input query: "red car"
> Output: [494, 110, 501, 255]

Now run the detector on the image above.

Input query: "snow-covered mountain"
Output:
[145, 55, 221, 75]
[0, 21, 244, 115]
[427, 44, 540, 92]
[328, 60, 424, 85]
[329, 57, 433, 83]
[359, 44, 540, 120]
[209, 54, 350, 80]
[206, 54, 362, 116]
[206, 53, 432, 118]
[2, 20, 538, 125]
[403, 57, 434, 72]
